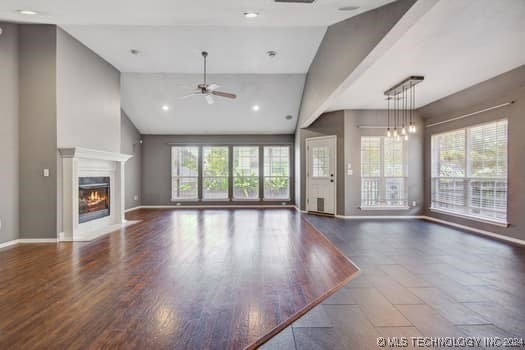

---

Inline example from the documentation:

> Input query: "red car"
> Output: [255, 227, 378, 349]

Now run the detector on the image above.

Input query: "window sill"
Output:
[429, 207, 509, 228]
[360, 206, 410, 211]
[171, 198, 199, 203]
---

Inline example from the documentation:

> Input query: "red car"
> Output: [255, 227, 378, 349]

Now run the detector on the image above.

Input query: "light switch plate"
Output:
[43, 169, 50, 177]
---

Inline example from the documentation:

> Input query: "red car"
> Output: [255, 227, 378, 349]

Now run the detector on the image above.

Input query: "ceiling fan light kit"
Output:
[179, 51, 238, 105]
[385, 76, 423, 141]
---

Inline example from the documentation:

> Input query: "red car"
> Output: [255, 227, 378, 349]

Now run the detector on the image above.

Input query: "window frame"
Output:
[263, 145, 291, 201]
[430, 118, 508, 226]
[232, 145, 261, 201]
[171, 145, 200, 201]
[360, 136, 409, 210]
[202, 146, 230, 201]
[170, 143, 292, 203]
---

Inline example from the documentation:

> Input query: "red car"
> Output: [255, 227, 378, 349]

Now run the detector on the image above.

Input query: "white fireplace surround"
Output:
[58, 147, 132, 241]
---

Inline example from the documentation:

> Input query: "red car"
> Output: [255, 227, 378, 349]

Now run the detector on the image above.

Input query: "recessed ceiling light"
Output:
[161, 105, 170, 111]
[267, 50, 277, 58]
[130, 49, 140, 55]
[17, 9, 39, 15]
[338, 6, 360, 11]
[252, 105, 260, 112]
[285, 115, 293, 120]
[244, 12, 259, 18]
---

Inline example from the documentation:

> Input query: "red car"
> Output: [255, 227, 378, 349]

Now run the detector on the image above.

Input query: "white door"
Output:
[306, 136, 336, 215]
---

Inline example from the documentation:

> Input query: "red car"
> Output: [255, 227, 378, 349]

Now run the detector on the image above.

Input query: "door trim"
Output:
[305, 135, 337, 215]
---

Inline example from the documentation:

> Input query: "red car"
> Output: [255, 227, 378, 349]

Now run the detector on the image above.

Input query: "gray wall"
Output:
[0, 23, 19, 243]
[56, 28, 121, 153]
[18, 25, 58, 239]
[142, 134, 294, 206]
[121, 111, 142, 209]
[420, 65, 525, 241]
[344, 110, 424, 216]
[297, 111, 346, 215]
[297, 0, 416, 127]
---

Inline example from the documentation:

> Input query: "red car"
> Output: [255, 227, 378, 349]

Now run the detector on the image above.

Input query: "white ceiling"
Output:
[328, 0, 525, 111]
[121, 73, 305, 134]
[0, 0, 395, 26]
[61, 25, 326, 73]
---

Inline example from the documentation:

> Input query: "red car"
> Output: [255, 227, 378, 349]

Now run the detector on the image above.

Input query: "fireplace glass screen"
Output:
[79, 177, 110, 223]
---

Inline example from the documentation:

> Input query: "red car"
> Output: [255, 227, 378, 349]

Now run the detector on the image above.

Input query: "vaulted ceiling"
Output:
[328, 0, 525, 111]
[0, 0, 395, 26]
[0, 0, 395, 134]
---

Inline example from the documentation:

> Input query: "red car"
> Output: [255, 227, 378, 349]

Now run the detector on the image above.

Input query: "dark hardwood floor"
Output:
[0, 209, 358, 349]
[262, 215, 525, 349]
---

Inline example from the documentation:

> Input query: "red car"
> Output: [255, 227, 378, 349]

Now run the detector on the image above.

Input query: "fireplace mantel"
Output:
[58, 147, 133, 241]
[58, 147, 132, 162]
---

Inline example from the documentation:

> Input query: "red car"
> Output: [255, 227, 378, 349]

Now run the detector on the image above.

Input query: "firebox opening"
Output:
[79, 177, 110, 223]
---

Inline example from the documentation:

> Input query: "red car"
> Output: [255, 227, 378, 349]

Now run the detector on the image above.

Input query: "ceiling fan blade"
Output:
[179, 92, 202, 99]
[212, 91, 237, 99]
[205, 94, 215, 104]
[207, 84, 220, 91]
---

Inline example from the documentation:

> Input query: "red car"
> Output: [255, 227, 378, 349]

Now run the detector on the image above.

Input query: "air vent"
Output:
[275, 0, 317, 3]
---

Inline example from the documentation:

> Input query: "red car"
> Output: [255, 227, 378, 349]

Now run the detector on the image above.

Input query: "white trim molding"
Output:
[429, 208, 509, 228]
[423, 216, 524, 246]
[0, 238, 58, 249]
[336, 215, 426, 219]
[127, 205, 296, 210]
[58, 147, 132, 162]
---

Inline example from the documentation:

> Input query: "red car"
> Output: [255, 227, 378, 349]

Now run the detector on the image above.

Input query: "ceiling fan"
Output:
[179, 51, 237, 104]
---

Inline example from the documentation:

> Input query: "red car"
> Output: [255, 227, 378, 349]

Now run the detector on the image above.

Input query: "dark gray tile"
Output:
[396, 304, 466, 337]
[260, 327, 296, 350]
[292, 327, 345, 350]
[342, 288, 412, 327]
[409, 288, 489, 325]
[323, 304, 382, 350]
[367, 274, 423, 305]
[293, 305, 332, 328]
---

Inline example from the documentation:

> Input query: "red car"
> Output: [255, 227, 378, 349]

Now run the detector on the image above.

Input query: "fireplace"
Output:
[79, 177, 110, 223]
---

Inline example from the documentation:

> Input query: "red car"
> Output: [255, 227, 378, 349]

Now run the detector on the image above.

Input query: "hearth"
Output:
[79, 177, 110, 223]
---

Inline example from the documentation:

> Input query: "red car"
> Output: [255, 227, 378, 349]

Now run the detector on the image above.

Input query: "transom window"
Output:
[361, 136, 408, 208]
[431, 119, 508, 223]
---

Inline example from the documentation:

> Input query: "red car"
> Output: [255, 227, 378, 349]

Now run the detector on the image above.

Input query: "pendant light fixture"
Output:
[384, 76, 424, 141]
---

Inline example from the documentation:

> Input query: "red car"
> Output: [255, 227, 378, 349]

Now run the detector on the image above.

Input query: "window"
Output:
[171, 146, 199, 200]
[264, 146, 290, 199]
[233, 146, 260, 200]
[431, 119, 508, 223]
[312, 146, 330, 177]
[202, 146, 229, 200]
[361, 136, 407, 208]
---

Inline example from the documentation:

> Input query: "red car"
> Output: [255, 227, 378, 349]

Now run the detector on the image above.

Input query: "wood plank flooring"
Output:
[262, 215, 525, 349]
[0, 209, 358, 349]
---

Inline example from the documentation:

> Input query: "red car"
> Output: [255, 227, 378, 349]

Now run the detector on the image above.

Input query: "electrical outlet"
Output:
[412, 201, 417, 207]
[133, 195, 139, 201]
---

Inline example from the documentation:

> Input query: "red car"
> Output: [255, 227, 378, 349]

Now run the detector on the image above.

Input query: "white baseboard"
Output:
[335, 215, 426, 219]
[0, 238, 57, 249]
[422, 216, 525, 246]
[125, 206, 143, 213]
[0, 239, 19, 249]
[130, 204, 296, 210]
